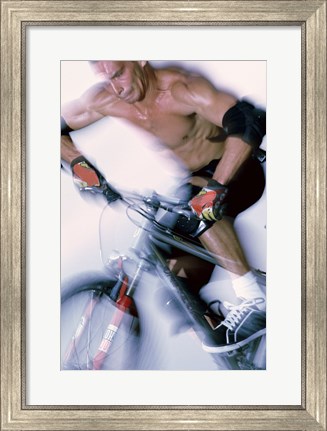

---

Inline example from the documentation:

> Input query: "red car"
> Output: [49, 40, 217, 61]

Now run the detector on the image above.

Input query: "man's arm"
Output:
[211, 136, 253, 186]
[172, 75, 265, 221]
[61, 85, 107, 188]
[61, 83, 107, 162]
[61, 119, 83, 164]
[173, 76, 265, 185]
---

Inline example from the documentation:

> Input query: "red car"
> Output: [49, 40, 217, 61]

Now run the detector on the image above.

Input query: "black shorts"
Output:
[191, 157, 265, 218]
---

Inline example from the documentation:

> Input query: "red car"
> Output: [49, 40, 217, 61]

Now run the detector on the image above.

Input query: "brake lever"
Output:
[81, 184, 122, 203]
[158, 201, 196, 220]
[80, 185, 106, 194]
[172, 206, 196, 219]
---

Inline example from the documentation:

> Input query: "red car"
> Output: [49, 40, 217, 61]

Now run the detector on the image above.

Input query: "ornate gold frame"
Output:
[1, 1, 326, 430]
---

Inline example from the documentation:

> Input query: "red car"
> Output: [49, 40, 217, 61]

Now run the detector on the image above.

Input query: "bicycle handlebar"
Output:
[81, 181, 197, 220]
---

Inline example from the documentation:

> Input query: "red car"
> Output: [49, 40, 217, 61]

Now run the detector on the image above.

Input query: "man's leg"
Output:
[198, 218, 266, 353]
[199, 218, 249, 276]
[198, 218, 265, 306]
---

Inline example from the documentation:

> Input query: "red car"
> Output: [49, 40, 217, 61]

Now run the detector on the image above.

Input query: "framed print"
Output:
[60, 59, 268, 376]
[1, 1, 326, 430]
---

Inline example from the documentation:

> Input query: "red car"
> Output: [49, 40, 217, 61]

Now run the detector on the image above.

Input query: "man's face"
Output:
[91, 61, 148, 103]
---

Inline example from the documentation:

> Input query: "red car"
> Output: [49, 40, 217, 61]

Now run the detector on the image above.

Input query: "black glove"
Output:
[103, 184, 121, 203]
[189, 179, 228, 221]
[70, 156, 103, 188]
[70, 156, 121, 203]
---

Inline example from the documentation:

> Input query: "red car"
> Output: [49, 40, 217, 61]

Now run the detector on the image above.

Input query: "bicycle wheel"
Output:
[61, 273, 139, 370]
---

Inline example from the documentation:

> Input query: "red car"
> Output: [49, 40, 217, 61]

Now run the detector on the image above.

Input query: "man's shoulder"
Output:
[81, 82, 116, 105]
[165, 70, 214, 107]
[78, 82, 122, 117]
[155, 67, 202, 101]
[156, 66, 195, 88]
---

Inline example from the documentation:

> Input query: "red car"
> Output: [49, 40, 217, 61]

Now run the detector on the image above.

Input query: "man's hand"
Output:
[70, 155, 121, 203]
[189, 179, 228, 221]
[71, 156, 102, 188]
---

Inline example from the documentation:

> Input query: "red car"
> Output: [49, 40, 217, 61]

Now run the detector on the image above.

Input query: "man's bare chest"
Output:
[132, 108, 194, 141]
[104, 101, 195, 147]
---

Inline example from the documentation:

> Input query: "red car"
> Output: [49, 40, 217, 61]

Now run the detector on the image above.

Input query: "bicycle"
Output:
[61, 180, 266, 371]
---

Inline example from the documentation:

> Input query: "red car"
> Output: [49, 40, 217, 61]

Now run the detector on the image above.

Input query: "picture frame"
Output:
[1, 1, 326, 430]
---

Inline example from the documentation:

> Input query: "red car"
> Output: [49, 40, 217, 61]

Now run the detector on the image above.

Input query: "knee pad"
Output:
[222, 101, 266, 150]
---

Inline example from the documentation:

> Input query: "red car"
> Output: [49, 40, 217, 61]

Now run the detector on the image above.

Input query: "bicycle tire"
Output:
[61, 273, 139, 370]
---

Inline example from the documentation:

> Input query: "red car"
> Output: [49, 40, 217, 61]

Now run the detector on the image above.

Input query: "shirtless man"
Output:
[61, 61, 266, 353]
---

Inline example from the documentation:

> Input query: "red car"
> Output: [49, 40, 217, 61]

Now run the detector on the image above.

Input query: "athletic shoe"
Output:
[202, 298, 266, 353]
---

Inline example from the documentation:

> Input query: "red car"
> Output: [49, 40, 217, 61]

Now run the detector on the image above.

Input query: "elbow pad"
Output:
[222, 101, 266, 150]
[61, 116, 74, 136]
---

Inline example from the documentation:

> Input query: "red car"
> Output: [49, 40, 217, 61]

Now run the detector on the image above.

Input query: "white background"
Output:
[26, 26, 301, 405]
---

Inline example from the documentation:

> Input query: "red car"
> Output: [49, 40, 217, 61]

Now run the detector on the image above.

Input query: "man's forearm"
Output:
[212, 136, 252, 186]
[216, 100, 266, 185]
[61, 135, 82, 164]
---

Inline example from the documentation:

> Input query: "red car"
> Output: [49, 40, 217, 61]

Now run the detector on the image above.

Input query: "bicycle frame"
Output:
[62, 187, 266, 370]
[105, 195, 265, 367]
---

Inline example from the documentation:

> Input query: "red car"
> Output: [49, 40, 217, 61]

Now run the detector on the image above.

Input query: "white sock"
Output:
[232, 271, 266, 311]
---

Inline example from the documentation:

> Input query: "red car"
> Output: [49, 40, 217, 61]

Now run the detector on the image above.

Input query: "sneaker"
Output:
[202, 298, 266, 353]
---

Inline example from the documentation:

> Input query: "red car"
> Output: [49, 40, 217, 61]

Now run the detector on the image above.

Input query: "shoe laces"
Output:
[219, 298, 264, 331]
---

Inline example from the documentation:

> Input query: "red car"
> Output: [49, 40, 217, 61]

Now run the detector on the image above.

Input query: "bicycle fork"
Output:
[63, 264, 143, 370]
[92, 275, 130, 370]
[92, 259, 146, 370]
[63, 293, 101, 368]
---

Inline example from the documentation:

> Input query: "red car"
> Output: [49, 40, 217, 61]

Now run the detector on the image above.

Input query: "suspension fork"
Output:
[92, 258, 148, 370]
[63, 261, 145, 370]
[92, 215, 156, 370]
[63, 291, 102, 367]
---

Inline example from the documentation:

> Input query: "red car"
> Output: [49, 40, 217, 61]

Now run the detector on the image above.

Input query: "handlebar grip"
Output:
[103, 184, 122, 203]
[79, 182, 121, 204]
